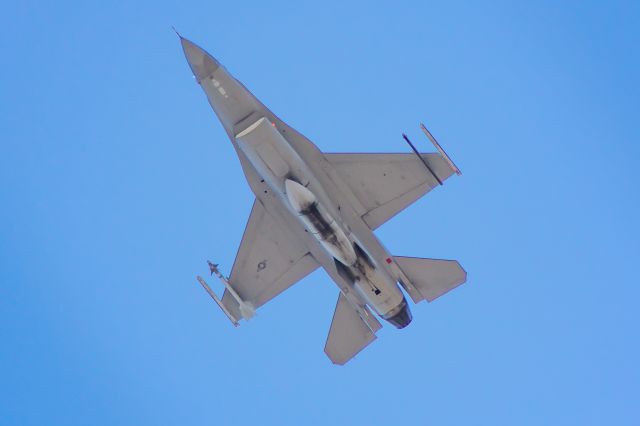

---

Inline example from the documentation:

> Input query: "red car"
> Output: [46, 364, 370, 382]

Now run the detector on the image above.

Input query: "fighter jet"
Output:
[181, 36, 467, 364]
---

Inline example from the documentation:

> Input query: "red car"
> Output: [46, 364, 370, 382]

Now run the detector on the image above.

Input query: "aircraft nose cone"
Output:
[179, 37, 220, 83]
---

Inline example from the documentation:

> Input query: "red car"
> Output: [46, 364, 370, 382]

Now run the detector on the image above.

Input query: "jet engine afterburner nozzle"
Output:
[382, 297, 413, 329]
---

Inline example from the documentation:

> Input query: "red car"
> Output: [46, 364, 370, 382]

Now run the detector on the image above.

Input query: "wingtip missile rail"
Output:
[205, 260, 256, 320]
[196, 275, 240, 327]
[419, 122, 461, 176]
[402, 133, 443, 185]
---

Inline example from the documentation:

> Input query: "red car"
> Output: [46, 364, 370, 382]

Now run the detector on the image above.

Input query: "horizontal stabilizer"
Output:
[324, 293, 379, 365]
[394, 257, 467, 303]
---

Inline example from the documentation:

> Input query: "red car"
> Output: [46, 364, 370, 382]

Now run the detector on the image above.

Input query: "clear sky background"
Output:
[1, 1, 639, 425]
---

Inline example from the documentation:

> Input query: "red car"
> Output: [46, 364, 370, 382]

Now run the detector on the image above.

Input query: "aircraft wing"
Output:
[324, 153, 456, 229]
[221, 199, 319, 319]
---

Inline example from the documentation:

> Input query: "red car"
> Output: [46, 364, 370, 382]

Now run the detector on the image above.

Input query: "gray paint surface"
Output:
[180, 36, 466, 364]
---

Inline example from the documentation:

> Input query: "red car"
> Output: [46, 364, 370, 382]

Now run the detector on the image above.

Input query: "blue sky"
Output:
[1, 1, 639, 425]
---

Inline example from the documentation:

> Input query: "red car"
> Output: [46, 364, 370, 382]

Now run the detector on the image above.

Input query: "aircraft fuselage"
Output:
[181, 37, 412, 328]
[235, 116, 411, 328]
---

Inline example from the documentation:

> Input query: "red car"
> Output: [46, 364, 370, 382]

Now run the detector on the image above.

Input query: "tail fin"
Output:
[394, 257, 467, 303]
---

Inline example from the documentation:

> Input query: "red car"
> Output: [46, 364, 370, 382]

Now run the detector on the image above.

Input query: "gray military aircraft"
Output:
[181, 36, 467, 364]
